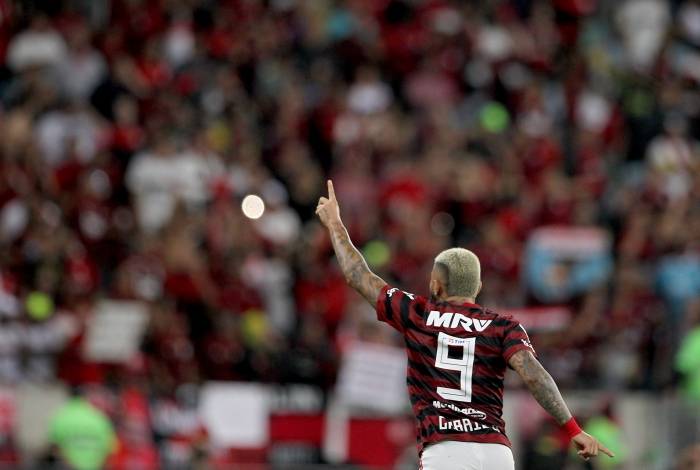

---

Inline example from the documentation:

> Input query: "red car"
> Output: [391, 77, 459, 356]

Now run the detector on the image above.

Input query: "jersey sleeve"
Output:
[502, 320, 537, 363]
[375, 284, 424, 333]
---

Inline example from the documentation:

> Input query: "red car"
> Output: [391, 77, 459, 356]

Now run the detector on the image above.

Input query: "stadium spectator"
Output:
[676, 299, 700, 401]
[47, 389, 116, 470]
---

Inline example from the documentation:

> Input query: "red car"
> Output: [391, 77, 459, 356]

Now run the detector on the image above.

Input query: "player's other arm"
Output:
[508, 350, 615, 461]
[315, 180, 387, 305]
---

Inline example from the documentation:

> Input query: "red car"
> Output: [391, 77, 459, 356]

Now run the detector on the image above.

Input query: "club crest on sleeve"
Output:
[387, 288, 414, 300]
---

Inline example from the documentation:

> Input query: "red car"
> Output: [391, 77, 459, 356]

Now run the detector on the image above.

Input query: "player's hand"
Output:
[316, 180, 342, 228]
[572, 431, 615, 460]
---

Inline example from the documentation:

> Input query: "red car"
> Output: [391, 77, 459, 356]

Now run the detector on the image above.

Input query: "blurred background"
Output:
[0, 0, 698, 468]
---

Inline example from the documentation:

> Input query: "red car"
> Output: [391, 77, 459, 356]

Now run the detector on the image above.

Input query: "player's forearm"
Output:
[526, 368, 573, 425]
[327, 221, 369, 287]
[327, 221, 385, 304]
[510, 350, 572, 425]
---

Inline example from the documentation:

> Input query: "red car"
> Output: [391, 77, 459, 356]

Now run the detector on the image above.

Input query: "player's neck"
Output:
[444, 295, 477, 305]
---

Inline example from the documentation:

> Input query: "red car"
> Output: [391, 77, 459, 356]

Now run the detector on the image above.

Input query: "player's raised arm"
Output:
[508, 350, 615, 461]
[315, 180, 387, 305]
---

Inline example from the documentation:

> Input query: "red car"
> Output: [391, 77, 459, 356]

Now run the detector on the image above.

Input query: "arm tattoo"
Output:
[508, 350, 573, 425]
[328, 221, 387, 305]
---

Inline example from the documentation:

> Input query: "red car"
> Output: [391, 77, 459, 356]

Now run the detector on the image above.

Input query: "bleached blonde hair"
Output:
[434, 248, 481, 298]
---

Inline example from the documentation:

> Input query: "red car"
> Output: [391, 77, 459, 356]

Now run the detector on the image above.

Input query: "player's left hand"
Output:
[316, 180, 342, 228]
[572, 431, 615, 460]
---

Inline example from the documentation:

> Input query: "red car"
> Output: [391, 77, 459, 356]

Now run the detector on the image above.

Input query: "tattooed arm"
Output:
[509, 350, 614, 460]
[325, 221, 386, 304]
[508, 349, 572, 424]
[316, 180, 387, 304]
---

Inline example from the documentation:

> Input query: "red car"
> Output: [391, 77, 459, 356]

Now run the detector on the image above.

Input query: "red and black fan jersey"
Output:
[375, 284, 535, 454]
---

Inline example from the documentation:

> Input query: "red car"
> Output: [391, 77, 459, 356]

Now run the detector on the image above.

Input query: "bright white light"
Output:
[242, 195, 265, 219]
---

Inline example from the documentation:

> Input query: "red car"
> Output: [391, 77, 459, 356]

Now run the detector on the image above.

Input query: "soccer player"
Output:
[316, 181, 614, 470]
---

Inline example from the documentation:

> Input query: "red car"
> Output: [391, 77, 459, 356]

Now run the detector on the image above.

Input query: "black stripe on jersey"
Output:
[476, 355, 506, 370]
[409, 393, 424, 406]
[406, 302, 427, 333]
[384, 292, 393, 322]
[477, 336, 502, 349]
[407, 359, 439, 380]
[407, 375, 432, 391]
[491, 316, 513, 325]
[504, 339, 525, 349]
[400, 294, 412, 329]
[469, 390, 502, 407]
[472, 375, 505, 391]
[424, 422, 438, 436]
[404, 324, 436, 344]
[405, 337, 436, 358]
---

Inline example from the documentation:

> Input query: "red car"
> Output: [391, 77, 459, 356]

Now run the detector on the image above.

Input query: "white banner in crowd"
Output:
[83, 300, 149, 363]
[528, 226, 612, 258]
[200, 382, 270, 448]
[336, 342, 408, 414]
[502, 306, 573, 332]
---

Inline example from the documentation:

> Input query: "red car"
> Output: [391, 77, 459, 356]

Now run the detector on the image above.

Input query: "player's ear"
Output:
[430, 264, 447, 300]
[430, 278, 445, 300]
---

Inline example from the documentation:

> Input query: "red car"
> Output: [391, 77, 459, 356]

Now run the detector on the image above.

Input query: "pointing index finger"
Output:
[327, 180, 336, 200]
[599, 445, 615, 458]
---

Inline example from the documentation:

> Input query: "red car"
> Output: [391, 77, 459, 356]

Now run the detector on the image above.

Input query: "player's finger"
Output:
[327, 180, 335, 200]
[587, 444, 597, 458]
[318, 197, 328, 205]
[599, 444, 615, 458]
[578, 445, 594, 458]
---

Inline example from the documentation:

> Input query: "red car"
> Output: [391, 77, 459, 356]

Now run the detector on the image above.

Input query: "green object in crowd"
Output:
[25, 291, 54, 321]
[624, 88, 654, 118]
[241, 309, 268, 347]
[363, 240, 391, 268]
[49, 398, 116, 470]
[479, 102, 510, 133]
[676, 326, 700, 401]
[584, 416, 627, 467]
[206, 120, 231, 153]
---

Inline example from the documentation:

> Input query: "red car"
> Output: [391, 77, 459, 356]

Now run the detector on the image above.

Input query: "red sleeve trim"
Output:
[562, 417, 582, 440]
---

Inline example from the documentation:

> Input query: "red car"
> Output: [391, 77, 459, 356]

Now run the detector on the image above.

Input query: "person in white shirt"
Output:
[7, 15, 67, 71]
[57, 23, 106, 102]
[126, 131, 224, 232]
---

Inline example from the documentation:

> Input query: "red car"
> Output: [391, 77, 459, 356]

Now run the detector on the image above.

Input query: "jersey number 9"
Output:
[435, 332, 476, 402]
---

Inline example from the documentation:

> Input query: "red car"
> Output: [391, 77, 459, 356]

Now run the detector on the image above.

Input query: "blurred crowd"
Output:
[0, 0, 699, 467]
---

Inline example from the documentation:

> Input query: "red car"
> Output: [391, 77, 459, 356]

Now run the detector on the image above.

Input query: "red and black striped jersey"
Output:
[375, 284, 535, 453]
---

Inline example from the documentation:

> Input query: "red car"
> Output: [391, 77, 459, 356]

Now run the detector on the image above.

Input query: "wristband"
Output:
[562, 417, 582, 439]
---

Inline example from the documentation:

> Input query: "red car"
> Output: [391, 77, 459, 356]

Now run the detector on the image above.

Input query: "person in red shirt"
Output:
[315, 180, 613, 469]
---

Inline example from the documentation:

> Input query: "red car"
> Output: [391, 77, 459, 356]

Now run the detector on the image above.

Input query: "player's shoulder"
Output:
[479, 306, 521, 328]
[384, 286, 426, 303]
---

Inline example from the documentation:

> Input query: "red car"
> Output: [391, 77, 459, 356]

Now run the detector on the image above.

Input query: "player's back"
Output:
[375, 285, 535, 452]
